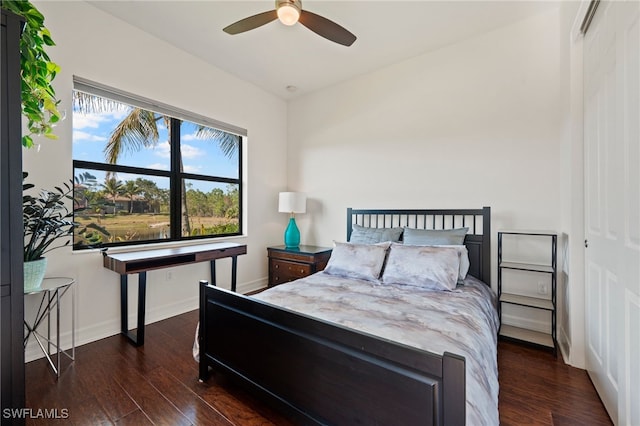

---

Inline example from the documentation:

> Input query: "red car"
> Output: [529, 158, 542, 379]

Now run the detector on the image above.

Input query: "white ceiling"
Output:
[88, 1, 560, 100]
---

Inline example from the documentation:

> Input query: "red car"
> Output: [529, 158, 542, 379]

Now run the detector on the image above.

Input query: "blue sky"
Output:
[72, 97, 239, 192]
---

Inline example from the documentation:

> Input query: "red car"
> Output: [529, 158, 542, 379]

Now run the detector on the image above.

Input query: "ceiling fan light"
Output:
[277, 4, 300, 26]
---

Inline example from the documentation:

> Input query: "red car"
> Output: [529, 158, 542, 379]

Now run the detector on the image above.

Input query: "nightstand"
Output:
[267, 245, 333, 287]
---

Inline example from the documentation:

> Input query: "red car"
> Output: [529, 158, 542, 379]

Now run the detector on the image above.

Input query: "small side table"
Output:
[24, 276, 75, 377]
[267, 245, 333, 287]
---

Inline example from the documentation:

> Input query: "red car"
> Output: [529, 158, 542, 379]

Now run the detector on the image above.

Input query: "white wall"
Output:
[22, 1, 587, 367]
[288, 7, 582, 361]
[23, 1, 288, 361]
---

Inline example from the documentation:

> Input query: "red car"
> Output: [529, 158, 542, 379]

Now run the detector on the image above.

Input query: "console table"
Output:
[103, 242, 247, 346]
[24, 277, 75, 378]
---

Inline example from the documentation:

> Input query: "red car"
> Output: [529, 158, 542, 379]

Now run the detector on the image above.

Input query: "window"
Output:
[72, 79, 244, 249]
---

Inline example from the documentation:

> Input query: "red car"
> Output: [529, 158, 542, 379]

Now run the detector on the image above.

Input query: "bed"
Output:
[198, 207, 497, 425]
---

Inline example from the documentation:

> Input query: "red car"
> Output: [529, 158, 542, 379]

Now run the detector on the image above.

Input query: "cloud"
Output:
[73, 107, 130, 130]
[154, 141, 171, 158]
[153, 142, 204, 160]
[110, 109, 129, 121]
[73, 130, 107, 142]
[73, 113, 108, 130]
[181, 144, 205, 159]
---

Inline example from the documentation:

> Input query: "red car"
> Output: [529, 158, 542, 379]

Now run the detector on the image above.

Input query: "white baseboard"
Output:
[25, 277, 269, 363]
[557, 326, 571, 364]
[237, 276, 268, 294]
[25, 295, 198, 363]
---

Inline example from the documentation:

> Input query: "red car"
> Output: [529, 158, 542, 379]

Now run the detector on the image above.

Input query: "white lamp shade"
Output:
[278, 192, 306, 214]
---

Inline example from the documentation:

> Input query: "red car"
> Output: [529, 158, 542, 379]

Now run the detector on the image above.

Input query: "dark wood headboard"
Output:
[347, 207, 491, 285]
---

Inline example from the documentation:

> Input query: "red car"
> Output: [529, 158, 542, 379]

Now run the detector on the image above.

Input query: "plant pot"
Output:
[24, 258, 47, 292]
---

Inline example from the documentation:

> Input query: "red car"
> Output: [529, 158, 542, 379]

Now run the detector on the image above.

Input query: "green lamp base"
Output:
[284, 217, 300, 247]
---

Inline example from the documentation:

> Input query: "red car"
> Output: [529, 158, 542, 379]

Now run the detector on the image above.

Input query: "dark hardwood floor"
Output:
[25, 310, 611, 425]
[498, 340, 612, 426]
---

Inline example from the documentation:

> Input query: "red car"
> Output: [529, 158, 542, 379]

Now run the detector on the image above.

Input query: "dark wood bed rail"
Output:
[347, 207, 491, 285]
[199, 281, 465, 425]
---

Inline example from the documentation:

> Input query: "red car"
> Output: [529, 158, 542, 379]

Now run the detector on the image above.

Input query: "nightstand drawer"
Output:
[267, 245, 333, 287]
[270, 260, 311, 284]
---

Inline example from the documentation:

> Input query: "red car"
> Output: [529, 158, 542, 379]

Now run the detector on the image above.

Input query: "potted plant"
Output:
[23, 172, 109, 291]
[22, 172, 76, 290]
[1, 0, 62, 148]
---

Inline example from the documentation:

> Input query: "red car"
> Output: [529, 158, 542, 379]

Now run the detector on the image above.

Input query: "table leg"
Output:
[47, 291, 52, 356]
[231, 256, 238, 292]
[120, 274, 128, 335]
[120, 272, 146, 346]
[210, 260, 216, 286]
[56, 288, 60, 378]
[136, 272, 146, 346]
[72, 283, 75, 360]
[24, 293, 46, 347]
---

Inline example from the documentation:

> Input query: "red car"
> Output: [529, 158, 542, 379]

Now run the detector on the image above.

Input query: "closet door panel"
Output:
[584, 2, 639, 424]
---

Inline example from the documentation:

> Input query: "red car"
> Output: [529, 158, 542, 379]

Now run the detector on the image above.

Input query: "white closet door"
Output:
[584, 1, 640, 425]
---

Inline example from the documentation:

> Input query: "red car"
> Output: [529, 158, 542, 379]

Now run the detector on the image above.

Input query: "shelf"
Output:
[500, 293, 554, 310]
[498, 230, 557, 355]
[500, 325, 554, 348]
[498, 230, 557, 237]
[499, 261, 554, 273]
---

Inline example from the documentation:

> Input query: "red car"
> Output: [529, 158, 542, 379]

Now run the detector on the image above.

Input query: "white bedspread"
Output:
[253, 272, 500, 425]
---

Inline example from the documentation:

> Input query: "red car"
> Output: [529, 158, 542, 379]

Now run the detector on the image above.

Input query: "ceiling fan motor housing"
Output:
[277, 0, 302, 25]
[277, 0, 302, 13]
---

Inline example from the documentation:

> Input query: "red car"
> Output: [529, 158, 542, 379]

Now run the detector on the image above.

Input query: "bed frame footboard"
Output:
[199, 281, 465, 426]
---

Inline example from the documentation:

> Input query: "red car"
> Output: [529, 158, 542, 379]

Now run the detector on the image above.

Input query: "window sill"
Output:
[72, 234, 248, 256]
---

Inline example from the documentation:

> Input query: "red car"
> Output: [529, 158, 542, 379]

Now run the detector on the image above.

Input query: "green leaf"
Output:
[22, 135, 34, 148]
[46, 61, 60, 73]
[5, 0, 61, 149]
[42, 33, 55, 46]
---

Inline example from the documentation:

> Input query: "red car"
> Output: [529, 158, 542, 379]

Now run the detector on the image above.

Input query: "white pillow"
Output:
[381, 244, 461, 291]
[407, 244, 470, 283]
[324, 242, 389, 282]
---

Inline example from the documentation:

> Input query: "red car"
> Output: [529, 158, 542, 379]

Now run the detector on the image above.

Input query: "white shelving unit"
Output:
[498, 230, 557, 355]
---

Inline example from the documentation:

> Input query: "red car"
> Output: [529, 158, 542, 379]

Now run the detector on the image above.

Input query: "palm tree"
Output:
[73, 92, 239, 235]
[122, 180, 142, 214]
[101, 177, 124, 215]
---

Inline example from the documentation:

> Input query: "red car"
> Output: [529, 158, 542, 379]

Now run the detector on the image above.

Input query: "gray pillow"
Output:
[403, 227, 468, 246]
[382, 244, 461, 291]
[350, 224, 403, 244]
[324, 242, 389, 281]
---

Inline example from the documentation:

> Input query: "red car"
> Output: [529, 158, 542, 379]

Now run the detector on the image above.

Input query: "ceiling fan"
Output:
[223, 0, 357, 47]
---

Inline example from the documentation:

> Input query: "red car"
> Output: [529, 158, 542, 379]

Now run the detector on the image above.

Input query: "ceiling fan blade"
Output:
[223, 10, 278, 35]
[298, 10, 356, 47]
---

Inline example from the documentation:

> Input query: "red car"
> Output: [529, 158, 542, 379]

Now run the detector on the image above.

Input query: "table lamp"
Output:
[278, 192, 306, 248]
